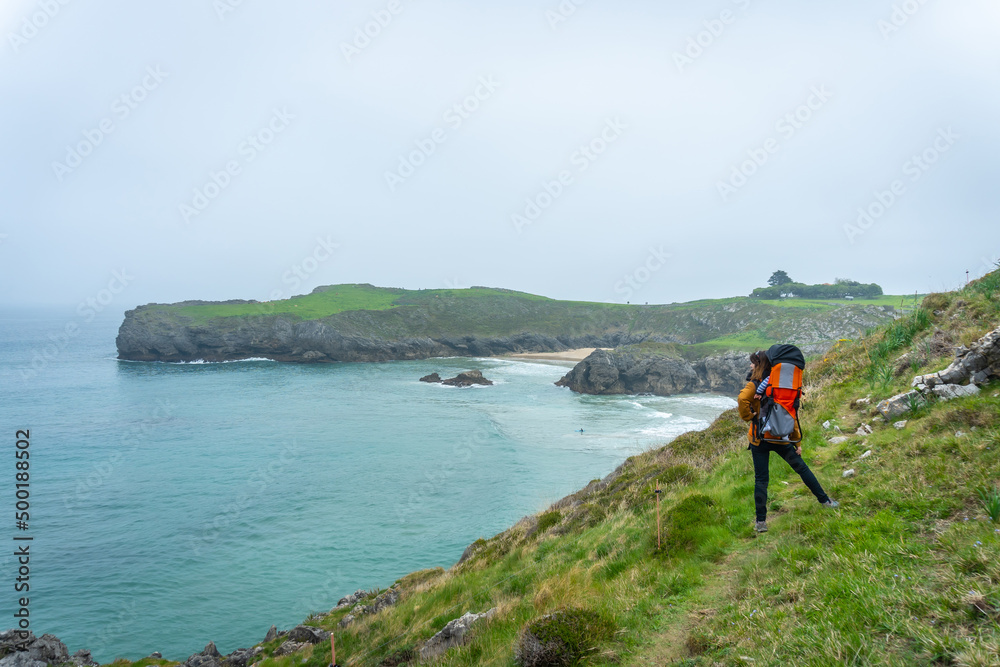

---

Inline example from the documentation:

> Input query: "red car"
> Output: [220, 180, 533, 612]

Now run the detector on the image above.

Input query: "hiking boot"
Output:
[754, 521, 768, 533]
[822, 499, 840, 509]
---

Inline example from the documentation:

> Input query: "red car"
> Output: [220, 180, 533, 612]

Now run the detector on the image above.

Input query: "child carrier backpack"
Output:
[755, 344, 805, 444]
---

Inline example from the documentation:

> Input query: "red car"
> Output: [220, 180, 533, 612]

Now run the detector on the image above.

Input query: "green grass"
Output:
[102, 273, 1000, 666]
[132, 284, 917, 364]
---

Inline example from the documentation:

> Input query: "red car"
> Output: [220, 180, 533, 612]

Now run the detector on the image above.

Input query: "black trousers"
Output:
[750, 441, 830, 522]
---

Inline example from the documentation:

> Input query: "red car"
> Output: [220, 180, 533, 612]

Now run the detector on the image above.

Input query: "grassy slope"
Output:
[106, 283, 1000, 667]
[137, 284, 911, 350]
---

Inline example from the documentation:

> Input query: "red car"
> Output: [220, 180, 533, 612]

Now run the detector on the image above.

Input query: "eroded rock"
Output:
[442, 370, 493, 387]
[419, 608, 496, 660]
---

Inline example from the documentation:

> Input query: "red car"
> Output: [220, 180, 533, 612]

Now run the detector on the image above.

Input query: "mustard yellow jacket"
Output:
[737, 380, 801, 447]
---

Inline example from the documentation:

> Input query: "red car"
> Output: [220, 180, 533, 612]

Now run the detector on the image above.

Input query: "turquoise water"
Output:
[0, 307, 735, 662]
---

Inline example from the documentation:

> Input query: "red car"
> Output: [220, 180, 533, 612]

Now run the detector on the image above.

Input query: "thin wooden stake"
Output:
[655, 481, 662, 550]
[330, 631, 336, 667]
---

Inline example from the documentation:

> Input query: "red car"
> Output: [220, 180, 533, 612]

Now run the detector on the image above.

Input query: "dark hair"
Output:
[749, 350, 771, 383]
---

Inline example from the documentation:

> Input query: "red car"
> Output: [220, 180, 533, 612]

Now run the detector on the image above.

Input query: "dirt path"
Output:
[627, 553, 742, 665]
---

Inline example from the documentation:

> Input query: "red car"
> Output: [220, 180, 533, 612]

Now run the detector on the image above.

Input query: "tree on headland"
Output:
[767, 270, 793, 287]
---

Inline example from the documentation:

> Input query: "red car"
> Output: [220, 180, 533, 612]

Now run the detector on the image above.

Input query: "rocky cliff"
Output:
[115, 287, 898, 364]
[555, 348, 748, 396]
[115, 310, 648, 363]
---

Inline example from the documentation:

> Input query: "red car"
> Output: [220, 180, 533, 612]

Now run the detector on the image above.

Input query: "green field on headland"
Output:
[134, 283, 916, 356]
[97, 273, 1000, 665]
[152, 284, 914, 325]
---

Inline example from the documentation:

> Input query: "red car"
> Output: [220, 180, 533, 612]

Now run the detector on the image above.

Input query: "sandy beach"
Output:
[504, 348, 605, 362]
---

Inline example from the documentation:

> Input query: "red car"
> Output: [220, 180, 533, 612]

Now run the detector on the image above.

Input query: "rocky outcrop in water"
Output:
[442, 370, 493, 387]
[555, 348, 748, 397]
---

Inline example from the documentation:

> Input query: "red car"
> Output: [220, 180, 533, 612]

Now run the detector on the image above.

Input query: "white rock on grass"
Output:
[419, 609, 496, 660]
[823, 420, 832, 430]
[829, 436, 850, 445]
[894, 421, 908, 430]
[843, 469, 856, 478]
[858, 450, 872, 460]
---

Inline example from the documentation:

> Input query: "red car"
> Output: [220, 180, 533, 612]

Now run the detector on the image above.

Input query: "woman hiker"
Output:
[738, 349, 839, 533]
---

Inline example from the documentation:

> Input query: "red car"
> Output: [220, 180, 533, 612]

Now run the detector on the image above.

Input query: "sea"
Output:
[0, 307, 735, 662]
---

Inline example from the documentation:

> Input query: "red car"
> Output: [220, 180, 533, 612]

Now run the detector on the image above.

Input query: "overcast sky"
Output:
[1, 0, 998, 309]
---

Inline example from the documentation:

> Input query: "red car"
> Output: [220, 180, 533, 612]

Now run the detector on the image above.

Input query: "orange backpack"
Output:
[756, 344, 805, 444]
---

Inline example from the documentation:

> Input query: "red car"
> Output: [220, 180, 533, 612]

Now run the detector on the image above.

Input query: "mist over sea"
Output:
[0, 307, 735, 662]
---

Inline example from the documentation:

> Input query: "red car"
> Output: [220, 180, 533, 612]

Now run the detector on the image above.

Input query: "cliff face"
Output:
[115, 288, 898, 364]
[114, 306, 650, 363]
[555, 349, 749, 396]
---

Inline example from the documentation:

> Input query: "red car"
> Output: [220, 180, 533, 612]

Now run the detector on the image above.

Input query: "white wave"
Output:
[637, 420, 710, 438]
[169, 357, 277, 365]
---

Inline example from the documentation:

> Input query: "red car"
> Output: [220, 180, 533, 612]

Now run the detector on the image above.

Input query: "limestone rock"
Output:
[287, 626, 327, 645]
[71, 650, 98, 667]
[337, 615, 355, 629]
[929, 383, 980, 401]
[828, 436, 849, 445]
[356, 587, 400, 616]
[894, 420, 908, 430]
[419, 608, 496, 660]
[0, 654, 46, 667]
[876, 391, 923, 419]
[419, 373, 442, 383]
[0, 631, 35, 653]
[336, 590, 369, 609]
[263, 626, 277, 643]
[223, 647, 260, 667]
[442, 370, 493, 387]
[843, 469, 856, 478]
[273, 641, 308, 657]
[0, 634, 70, 667]
[912, 324, 1000, 388]
[556, 348, 747, 397]
[183, 641, 224, 667]
[184, 655, 221, 667]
